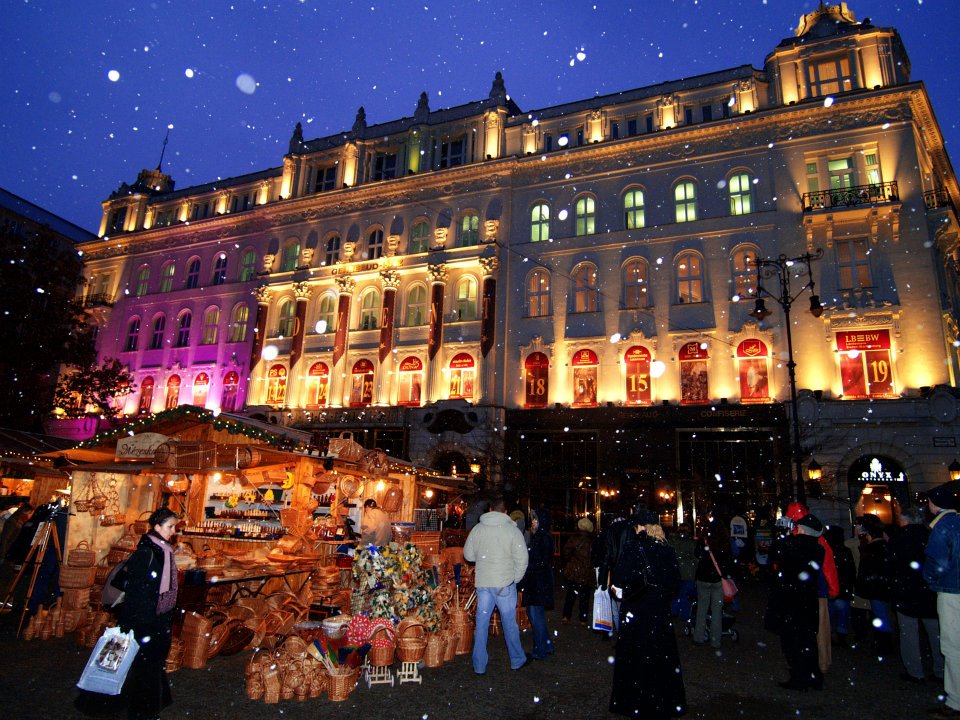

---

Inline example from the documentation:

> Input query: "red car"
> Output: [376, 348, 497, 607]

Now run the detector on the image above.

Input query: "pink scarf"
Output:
[148, 533, 178, 615]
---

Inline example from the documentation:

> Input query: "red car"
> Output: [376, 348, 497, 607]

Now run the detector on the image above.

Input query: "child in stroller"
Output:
[683, 598, 739, 642]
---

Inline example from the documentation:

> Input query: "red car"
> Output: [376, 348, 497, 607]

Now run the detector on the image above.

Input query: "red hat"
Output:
[785, 502, 809, 521]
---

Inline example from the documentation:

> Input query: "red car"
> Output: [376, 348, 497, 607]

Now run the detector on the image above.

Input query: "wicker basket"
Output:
[59, 564, 97, 589]
[61, 586, 91, 610]
[67, 541, 96, 568]
[326, 669, 359, 702]
[396, 637, 427, 662]
[132, 512, 153, 536]
[368, 627, 396, 667]
[165, 638, 184, 673]
[443, 630, 458, 662]
[423, 633, 446, 667]
[106, 548, 133, 565]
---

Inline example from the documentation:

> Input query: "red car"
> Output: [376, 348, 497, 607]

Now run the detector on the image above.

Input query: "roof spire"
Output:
[156, 127, 170, 172]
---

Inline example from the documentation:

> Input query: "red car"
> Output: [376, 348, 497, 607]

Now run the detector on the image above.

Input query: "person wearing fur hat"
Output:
[561, 517, 595, 625]
[766, 513, 826, 691]
[924, 482, 960, 719]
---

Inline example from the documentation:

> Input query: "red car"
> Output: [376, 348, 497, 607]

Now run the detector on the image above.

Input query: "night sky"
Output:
[2, 0, 957, 232]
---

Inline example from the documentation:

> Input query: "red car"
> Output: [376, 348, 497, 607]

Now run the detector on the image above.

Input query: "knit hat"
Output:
[927, 481, 960, 511]
[796, 513, 823, 537]
[577, 517, 594, 533]
[785, 501, 809, 522]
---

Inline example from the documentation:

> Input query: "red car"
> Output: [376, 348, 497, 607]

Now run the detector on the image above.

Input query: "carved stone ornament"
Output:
[483, 219, 499, 244]
[342, 240, 356, 261]
[293, 282, 313, 301]
[386, 234, 400, 256]
[380, 268, 401, 289]
[335, 276, 356, 294]
[479, 256, 500, 276]
[433, 227, 449, 249]
[262, 253, 275, 273]
[253, 286, 273, 304]
[428, 264, 449, 283]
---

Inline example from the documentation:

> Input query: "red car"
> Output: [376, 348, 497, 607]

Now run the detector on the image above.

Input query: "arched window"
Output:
[277, 299, 295, 337]
[124, 317, 141, 352]
[575, 195, 596, 236]
[221, 371, 239, 412]
[449, 353, 475, 400]
[530, 203, 550, 243]
[457, 213, 480, 247]
[397, 356, 423, 406]
[572, 348, 599, 407]
[175, 311, 192, 347]
[622, 258, 648, 309]
[315, 293, 336, 333]
[359, 289, 381, 330]
[737, 339, 770, 402]
[350, 359, 374, 407]
[324, 235, 341, 266]
[674, 180, 698, 223]
[675, 251, 703, 303]
[679, 341, 709, 405]
[202, 307, 220, 345]
[164, 375, 181, 410]
[150, 314, 166, 350]
[229, 304, 248, 343]
[159, 262, 176, 293]
[135, 266, 150, 297]
[138, 376, 154, 413]
[409, 221, 430, 254]
[211, 253, 228, 285]
[524, 352, 549, 408]
[306, 362, 330, 407]
[623, 189, 645, 229]
[526, 269, 551, 317]
[731, 245, 759, 300]
[266, 365, 287, 405]
[367, 229, 385, 259]
[456, 277, 478, 321]
[193, 372, 210, 407]
[624, 346, 652, 405]
[572, 263, 599, 313]
[728, 172, 753, 215]
[281, 240, 300, 272]
[405, 285, 428, 326]
[185, 258, 201, 289]
[239, 249, 257, 281]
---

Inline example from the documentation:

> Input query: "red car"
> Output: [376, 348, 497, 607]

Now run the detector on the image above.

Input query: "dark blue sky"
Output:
[2, 0, 957, 231]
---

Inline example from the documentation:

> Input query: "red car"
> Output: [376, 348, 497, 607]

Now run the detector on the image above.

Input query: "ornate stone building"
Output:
[70, 3, 960, 521]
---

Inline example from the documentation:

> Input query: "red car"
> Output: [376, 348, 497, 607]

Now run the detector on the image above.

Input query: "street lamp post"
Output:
[749, 249, 824, 506]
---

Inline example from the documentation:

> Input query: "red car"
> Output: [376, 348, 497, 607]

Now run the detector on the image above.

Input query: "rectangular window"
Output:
[684, 108, 694, 125]
[837, 237, 871, 289]
[314, 166, 337, 192]
[837, 330, 894, 398]
[701, 105, 713, 122]
[806, 162, 820, 194]
[576, 128, 584, 146]
[645, 115, 654, 133]
[828, 157, 854, 190]
[373, 153, 397, 181]
[544, 134, 553, 152]
[107, 207, 127, 233]
[627, 119, 638, 137]
[611, 122, 620, 140]
[864, 152, 881, 186]
[809, 56, 853, 97]
[437, 138, 465, 168]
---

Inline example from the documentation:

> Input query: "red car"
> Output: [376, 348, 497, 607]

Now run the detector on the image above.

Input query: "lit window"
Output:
[458, 213, 480, 247]
[526, 269, 551, 317]
[277, 299, 295, 337]
[306, 362, 330, 407]
[731, 247, 759, 299]
[239, 250, 257, 281]
[349, 360, 374, 406]
[135, 266, 150, 297]
[193, 372, 209, 407]
[405, 285, 428, 326]
[221, 372, 239, 412]
[572, 349, 598, 407]
[531, 203, 550, 242]
[409, 222, 430, 254]
[737, 339, 770, 402]
[679, 341, 709, 405]
[359, 289, 381, 330]
[674, 181, 698, 223]
[449, 353, 475, 400]
[836, 329, 895, 399]
[573, 264, 599, 313]
[729, 173, 753, 215]
[164, 375, 181, 410]
[138, 377, 154, 413]
[622, 259, 648, 309]
[828, 157, 854, 191]
[808, 56, 853, 97]
[524, 352, 549, 408]
[266, 365, 287, 405]
[159, 263, 176, 293]
[624, 189, 645, 229]
[229, 304, 248, 343]
[281, 241, 300, 272]
[398, 357, 423, 406]
[202, 307, 220, 345]
[456, 277, 478, 321]
[675, 251, 703, 303]
[575, 196, 596, 236]
[624, 346, 652, 406]
[316, 294, 336, 333]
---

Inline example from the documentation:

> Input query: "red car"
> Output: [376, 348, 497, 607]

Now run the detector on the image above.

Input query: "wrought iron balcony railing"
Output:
[84, 293, 114, 308]
[925, 188, 952, 210]
[802, 181, 899, 211]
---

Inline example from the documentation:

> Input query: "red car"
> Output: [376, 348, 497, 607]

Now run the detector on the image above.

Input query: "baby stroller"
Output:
[682, 599, 739, 642]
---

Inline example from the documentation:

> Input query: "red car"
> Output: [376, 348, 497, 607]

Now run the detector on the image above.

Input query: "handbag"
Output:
[77, 626, 139, 695]
[708, 549, 738, 602]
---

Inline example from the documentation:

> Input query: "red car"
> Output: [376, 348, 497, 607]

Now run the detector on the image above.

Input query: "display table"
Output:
[179, 566, 314, 610]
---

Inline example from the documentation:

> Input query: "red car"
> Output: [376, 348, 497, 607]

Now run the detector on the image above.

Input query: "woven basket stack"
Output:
[395, 617, 427, 663]
[181, 611, 213, 669]
[60, 541, 97, 608]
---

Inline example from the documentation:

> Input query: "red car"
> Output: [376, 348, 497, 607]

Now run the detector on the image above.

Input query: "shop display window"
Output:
[398, 356, 423, 406]
[266, 364, 287, 405]
[572, 348, 598, 407]
[350, 359, 374, 407]
[679, 341, 709, 405]
[524, 352, 550, 408]
[836, 329, 895, 398]
[306, 362, 329, 408]
[737, 339, 770, 402]
[449, 353, 475, 400]
[624, 345, 652, 405]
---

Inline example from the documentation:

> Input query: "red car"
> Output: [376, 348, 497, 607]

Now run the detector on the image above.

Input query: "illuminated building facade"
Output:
[72, 3, 960, 517]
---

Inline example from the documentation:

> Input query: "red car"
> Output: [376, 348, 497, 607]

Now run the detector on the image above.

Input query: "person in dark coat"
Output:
[609, 509, 685, 719]
[856, 513, 894, 658]
[520, 507, 555, 659]
[561, 516, 595, 624]
[888, 505, 943, 682]
[767, 514, 826, 691]
[824, 525, 856, 646]
[117, 507, 179, 720]
[598, 503, 638, 637]
[693, 518, 734, 648]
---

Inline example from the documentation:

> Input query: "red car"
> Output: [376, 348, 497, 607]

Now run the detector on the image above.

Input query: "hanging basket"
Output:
[66, 541, 96, 568]
[381, 484, 403, 513]
[338, 475, 362, 499]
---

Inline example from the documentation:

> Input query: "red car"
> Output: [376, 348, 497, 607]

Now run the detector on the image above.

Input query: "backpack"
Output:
[101, 549, 153, 607]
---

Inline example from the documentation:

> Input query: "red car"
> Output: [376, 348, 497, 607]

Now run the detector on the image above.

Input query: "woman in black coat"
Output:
[118, 507, 179, 720]
[609, 513, 686, 719]
[521, 507, 555, 659]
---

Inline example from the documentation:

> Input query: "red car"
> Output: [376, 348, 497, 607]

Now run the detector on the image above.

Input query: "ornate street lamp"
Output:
[807, 458, 822, 483]
[749, 249, 824, 505]
[949, 459, 960, 482]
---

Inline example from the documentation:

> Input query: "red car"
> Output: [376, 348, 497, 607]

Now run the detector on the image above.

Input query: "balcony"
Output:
[925, 188, 951, 210]
[802, 181, 899, 212]
[84, 293, 114, 308]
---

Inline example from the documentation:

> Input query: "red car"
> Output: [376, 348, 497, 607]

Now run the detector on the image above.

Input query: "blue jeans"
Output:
[829, 597, 850, 635]
[871, 599, 893, 633]
[526, 605, 554, 659]
[473, 584, 527, 673]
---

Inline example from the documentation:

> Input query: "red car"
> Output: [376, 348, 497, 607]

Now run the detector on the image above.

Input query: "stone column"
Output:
[287, 281, 312, 406]
[478, 256, 500, 403]
[330, 275, 356, 407]
[249, 285, 272, 405]
[377, 268, 401, 405]
[425, 263, 448, 402]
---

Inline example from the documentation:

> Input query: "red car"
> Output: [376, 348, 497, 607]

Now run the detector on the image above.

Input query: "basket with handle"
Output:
[326, 668, 359, 702]
[59, 564, 96, 589]
[423, 632, 446, 667]
[395, 616, 427, 662]
[131, 511, 153, 536]
[66, 541, 96, 568]
[367, 626, 396, 667]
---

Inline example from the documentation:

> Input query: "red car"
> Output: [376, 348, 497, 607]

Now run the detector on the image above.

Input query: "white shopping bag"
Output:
[77, 626, 139, 695]
[592, 586, 613, 633]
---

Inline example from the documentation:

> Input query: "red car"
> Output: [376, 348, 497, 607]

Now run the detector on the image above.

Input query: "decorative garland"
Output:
[352, 542, 440, 631]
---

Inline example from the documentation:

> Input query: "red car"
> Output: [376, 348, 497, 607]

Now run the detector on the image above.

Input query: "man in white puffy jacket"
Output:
[463, 495, 530, 673]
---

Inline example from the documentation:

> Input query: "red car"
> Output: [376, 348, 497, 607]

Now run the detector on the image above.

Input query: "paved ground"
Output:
[0, 578, 943, 720]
